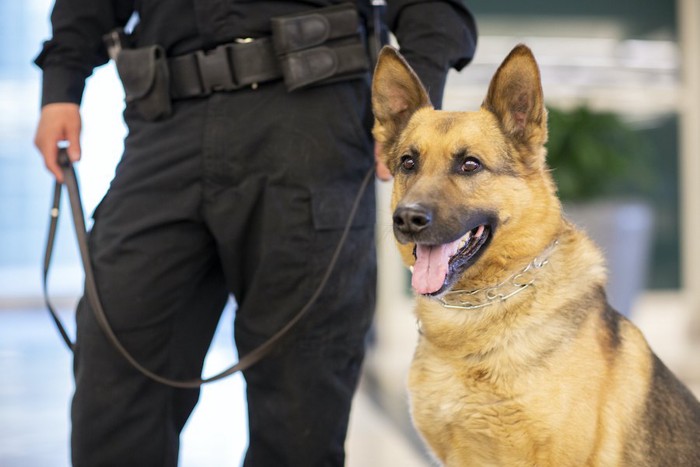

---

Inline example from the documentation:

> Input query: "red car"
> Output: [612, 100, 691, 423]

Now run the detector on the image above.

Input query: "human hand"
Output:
[34, 103, 82, 182]
[374, 141, 392, 181]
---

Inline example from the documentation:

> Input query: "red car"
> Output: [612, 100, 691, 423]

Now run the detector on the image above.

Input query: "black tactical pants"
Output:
[71, 79, 377, 466]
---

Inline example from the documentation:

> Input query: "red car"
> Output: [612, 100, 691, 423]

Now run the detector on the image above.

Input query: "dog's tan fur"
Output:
[372, 44, 700, 466]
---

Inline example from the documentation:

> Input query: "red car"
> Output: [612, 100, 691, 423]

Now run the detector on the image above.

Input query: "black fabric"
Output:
[271, 3, 362, 54]
[116, 45, 172, 120]
[34, 0, 477, 108]
[71, 80, 376, 466]
[391, 1, 478, 106]
[168, 39, 284, 99]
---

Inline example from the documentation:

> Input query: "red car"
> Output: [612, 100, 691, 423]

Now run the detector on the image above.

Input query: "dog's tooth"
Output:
[474, 225, 485, 238]
[410, 266, 414, 273]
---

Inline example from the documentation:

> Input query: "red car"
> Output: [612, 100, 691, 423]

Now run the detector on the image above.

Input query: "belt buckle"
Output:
[195, 44, 237, 94]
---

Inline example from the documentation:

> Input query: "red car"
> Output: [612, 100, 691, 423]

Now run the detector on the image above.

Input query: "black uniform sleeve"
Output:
[386, 0, 477, 108]
[34, 0, 135, 107]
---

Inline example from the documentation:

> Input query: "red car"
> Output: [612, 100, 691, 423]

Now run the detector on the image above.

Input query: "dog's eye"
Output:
[400, 155, 416, 172]
[461, 157, 481, 173]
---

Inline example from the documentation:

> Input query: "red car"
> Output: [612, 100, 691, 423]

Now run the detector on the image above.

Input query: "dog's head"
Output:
[372, 44, 562, 297]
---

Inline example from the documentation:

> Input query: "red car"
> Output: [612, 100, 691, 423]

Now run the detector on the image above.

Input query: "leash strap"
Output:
[43, 147, 375, 388]
[43, 177, 75, 351]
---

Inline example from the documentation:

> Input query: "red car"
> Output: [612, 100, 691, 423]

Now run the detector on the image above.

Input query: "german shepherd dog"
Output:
[371, 44, 700, 466]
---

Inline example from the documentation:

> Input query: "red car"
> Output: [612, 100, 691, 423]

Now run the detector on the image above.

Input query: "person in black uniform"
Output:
[33, 1, 477, 465]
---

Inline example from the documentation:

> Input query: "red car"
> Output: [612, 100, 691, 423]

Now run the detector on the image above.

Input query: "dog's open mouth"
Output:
[411, 224, 491, 296]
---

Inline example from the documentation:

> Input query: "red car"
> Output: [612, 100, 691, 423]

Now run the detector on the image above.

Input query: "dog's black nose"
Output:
[393, 204, 432, 234]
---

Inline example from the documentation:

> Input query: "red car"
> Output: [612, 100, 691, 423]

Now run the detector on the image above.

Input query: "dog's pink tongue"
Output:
[412, 243, 455, 295]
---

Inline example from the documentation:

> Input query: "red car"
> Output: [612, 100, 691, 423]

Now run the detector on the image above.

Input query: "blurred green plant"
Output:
[546, 105, 653, 202]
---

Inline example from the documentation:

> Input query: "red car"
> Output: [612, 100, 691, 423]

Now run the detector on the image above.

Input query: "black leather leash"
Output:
[43, 147, 375, 388]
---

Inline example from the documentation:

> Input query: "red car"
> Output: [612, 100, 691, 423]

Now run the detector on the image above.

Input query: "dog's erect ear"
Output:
[482, 44, 547, 153]
[371, 46, 432, 158]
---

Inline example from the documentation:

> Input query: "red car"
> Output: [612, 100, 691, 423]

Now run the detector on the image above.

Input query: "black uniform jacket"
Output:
[35, 0, 477, 108]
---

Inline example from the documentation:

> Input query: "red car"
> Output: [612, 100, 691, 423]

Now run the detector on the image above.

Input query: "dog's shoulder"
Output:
[623, 353, 700, 466]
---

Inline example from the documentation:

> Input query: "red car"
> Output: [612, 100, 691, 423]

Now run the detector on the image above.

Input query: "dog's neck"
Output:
[436, 240, 559, 311]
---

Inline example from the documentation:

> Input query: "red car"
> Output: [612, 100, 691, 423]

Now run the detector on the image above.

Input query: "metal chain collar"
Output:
[436, 240, 559, 311]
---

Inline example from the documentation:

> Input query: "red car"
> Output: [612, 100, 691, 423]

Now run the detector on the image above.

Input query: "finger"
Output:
[34, 128, 64, 182]
[34, 103, 81, 180]
[40, 142, 64, 183]
[374, 142, 392, 181]
[375, 159, 392, 181]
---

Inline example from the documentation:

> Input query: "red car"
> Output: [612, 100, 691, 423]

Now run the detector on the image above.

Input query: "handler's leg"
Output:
[235, 190, 375, 466]
[206, 80, 377, 466]
[70, 102, 229, 466]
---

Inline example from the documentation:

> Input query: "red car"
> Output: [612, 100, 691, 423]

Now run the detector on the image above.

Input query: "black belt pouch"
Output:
[271, 3, 370, 91]
[115, 45, 172, 121]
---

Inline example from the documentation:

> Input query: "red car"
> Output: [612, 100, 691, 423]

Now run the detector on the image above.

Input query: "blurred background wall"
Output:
[2, 0, 696, 314]
[0, 0, 126, 305]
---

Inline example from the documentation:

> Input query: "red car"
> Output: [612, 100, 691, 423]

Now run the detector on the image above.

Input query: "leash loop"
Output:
[43, 147, 375, 388]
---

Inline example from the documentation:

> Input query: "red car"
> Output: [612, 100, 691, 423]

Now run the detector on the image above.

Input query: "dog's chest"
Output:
[407, 350, 552, 466]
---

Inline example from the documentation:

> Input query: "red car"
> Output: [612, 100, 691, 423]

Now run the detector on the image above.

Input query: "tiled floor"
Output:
[0, 304, 429, 467]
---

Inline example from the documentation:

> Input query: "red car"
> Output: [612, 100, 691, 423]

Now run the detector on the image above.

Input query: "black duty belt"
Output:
[108, 3, 379, 120]
[169, 38, 283, 98]
[167, 2, 375, 99]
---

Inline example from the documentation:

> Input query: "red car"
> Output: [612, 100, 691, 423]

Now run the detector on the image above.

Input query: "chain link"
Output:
[437, 241, 558, 310]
